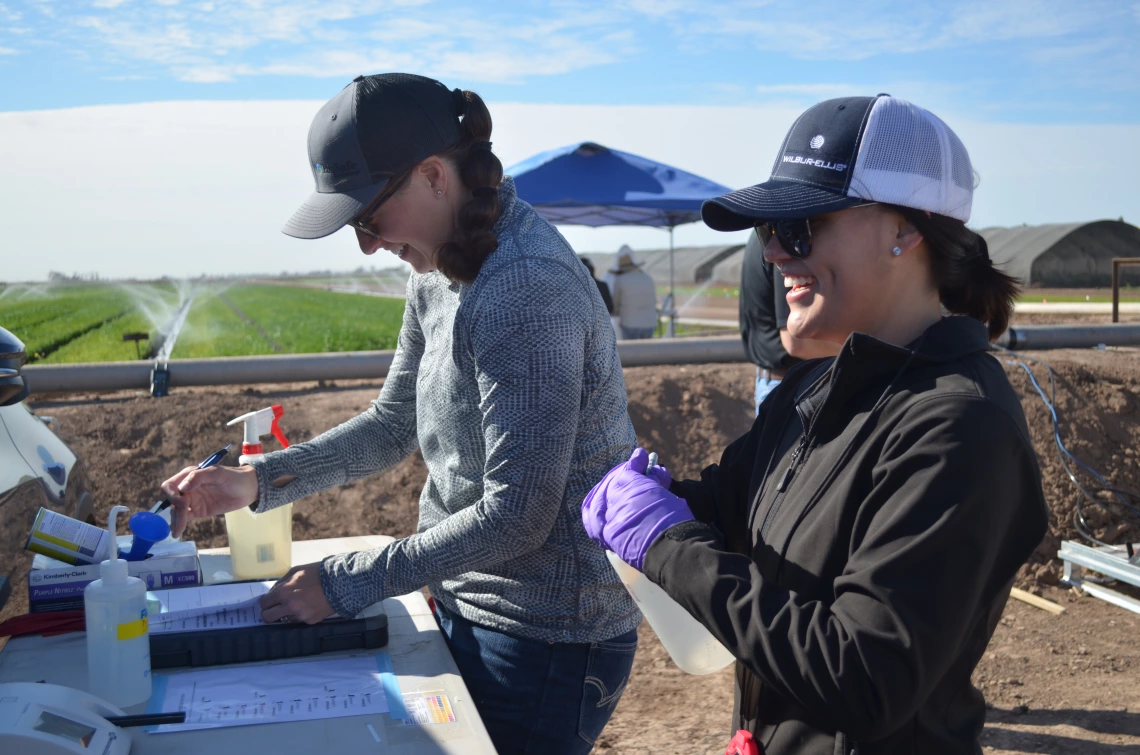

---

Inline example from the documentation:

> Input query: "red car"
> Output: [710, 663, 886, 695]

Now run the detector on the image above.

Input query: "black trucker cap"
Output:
[702, 94, 975, 231]
[283, 73, 464, 239]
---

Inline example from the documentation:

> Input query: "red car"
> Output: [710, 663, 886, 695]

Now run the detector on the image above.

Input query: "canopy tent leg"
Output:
[666, 225, 676, 338]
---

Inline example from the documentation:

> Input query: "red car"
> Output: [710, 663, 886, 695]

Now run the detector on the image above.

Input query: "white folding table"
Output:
[0, 536, 497, 754]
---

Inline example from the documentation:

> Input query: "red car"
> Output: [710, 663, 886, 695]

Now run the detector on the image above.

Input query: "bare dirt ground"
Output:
[4, 346, 1140, 753]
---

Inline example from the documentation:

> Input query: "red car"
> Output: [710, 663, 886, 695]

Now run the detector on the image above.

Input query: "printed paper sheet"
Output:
[149, 581, 275, 634]
[146, 653, 390, 733]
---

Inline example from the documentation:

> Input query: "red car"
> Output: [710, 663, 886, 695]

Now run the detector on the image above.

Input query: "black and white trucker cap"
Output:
[702, 95, 975, 231]
[283, 73, 463, 239]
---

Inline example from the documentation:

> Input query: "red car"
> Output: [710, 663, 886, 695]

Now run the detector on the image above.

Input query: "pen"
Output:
[153, 444, 232, 513]
[105, 712, 187, 728]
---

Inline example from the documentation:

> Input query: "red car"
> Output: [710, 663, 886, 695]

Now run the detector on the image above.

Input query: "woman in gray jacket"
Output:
[161, 73, 640, 755]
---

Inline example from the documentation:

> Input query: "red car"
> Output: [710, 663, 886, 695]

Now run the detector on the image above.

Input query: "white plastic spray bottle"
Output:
[84, 505, 152, 707]
[604, 452, 735, 675]
[223, 405, 294, 580]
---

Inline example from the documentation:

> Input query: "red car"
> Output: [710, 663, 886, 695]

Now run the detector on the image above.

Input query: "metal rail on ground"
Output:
[1058, 541, 1140, 616]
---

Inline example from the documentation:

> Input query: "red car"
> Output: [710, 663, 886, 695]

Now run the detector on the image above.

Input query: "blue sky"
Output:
[2, 0, 1138, 121]
[2, 1, 1139, 280]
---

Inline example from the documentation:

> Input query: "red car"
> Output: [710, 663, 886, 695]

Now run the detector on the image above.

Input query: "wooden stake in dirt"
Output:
[1010, 587, 1066, 615]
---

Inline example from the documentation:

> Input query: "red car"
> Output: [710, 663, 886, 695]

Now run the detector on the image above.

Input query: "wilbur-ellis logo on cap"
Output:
[314, 160, 361, 177]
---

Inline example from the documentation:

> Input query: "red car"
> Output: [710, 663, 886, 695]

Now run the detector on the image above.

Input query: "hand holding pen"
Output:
[153, 444, 232, 515]
[157, 444, 261, 538]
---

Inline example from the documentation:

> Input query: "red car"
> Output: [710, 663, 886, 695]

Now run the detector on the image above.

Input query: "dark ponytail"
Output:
[889, 205, 1019, 341]
[434, 90, 504, 283]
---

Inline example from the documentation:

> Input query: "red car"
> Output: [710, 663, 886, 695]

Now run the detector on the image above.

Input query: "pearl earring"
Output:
[891, 247, 902, 256]
[436, 189, 443, 196]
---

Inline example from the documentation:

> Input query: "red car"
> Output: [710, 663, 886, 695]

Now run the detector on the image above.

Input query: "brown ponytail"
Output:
[889, 205, 1019, 341]
[434, 90, 504, 283]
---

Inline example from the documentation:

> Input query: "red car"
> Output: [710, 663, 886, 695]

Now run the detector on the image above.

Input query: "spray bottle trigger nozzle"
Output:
[269, 404, 289, 448]
[271, 418, 290, 449]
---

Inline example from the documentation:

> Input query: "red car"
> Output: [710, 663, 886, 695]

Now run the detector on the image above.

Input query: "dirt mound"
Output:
[1001, 348, 1140, 588]
[5, 351, 1140, 753]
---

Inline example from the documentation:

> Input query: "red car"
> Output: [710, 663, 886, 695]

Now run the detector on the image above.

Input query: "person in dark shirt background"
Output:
[581, 255, 615, 315]
[740, 231, 838, 414]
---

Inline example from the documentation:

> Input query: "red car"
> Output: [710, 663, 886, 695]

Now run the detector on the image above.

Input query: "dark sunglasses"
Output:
[347, 173, 411, 239]
[755, 218, 813, 259]
[755, 202, 878, 258]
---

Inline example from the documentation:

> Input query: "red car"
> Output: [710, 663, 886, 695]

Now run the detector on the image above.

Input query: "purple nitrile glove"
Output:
[581, 448, 694, 571]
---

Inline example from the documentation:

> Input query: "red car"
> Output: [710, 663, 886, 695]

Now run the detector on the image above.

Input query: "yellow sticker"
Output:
[117, 615, 149, 641]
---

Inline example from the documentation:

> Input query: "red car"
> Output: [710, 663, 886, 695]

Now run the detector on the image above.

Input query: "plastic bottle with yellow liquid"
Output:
[224, 405, 293, 580]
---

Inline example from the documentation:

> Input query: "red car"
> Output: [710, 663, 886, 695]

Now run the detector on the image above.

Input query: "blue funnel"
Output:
[124, 511, 170, 561]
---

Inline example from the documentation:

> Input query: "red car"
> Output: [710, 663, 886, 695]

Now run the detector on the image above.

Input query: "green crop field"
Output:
[218, 285, 404, 354]
[0, 284, 180, 362]
[172, 289, 279, 359]
[0, 281, 406, 364]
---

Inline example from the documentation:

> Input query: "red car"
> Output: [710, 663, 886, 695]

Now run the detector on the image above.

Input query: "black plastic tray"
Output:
[149, 614, 388, 669]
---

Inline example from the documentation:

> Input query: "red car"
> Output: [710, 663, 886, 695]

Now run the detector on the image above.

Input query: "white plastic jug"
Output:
[84, 558, 152, 707]
[223, 447, 293, 580]
[224, 503, 293, 580]
[607, 550, 734, 675]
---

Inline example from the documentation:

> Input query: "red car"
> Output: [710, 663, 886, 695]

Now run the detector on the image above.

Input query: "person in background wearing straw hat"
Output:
[604, 244, 658, 339]
[582, 95, 1048, 754]
[160, 73, 640, 755]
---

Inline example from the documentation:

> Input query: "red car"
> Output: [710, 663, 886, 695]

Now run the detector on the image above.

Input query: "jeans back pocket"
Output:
[577, 633, 638, 747]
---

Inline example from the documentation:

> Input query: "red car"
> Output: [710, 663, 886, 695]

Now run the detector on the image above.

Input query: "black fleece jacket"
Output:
[643, 316, 1048, 755]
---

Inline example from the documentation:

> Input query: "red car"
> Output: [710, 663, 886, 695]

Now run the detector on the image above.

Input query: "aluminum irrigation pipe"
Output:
[23, 351, 397, 393]
[617, 335, 746, 366]
[19, 326, 1140, 394]
[995, 324, 1140, 350]
[21, 337, 749, 393]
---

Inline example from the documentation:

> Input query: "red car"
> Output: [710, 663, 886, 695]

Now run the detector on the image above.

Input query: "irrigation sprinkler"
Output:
[122, 331, 149, 360]
[150, 362, 170, 398]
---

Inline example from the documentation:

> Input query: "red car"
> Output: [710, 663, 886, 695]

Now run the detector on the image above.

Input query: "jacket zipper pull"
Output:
[776, 436, 808, 493]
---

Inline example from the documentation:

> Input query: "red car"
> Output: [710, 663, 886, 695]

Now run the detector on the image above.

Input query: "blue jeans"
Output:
[755, 369, 782, 416]
[620, 325, 654, 340]
[436, 603, 638, 754]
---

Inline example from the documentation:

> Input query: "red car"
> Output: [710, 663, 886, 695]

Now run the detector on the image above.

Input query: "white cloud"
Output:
[0, 45, 15, 54]
[44, 1, 628, 85]
[679, 0, 1124, 61]
[1, 99, 1137, 281]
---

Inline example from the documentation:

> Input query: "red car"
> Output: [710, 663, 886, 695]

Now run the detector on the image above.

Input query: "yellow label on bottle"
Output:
[117, 615, 149, 641]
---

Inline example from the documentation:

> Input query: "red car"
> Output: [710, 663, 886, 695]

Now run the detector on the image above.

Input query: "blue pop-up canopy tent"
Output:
[507, 142, 732, 335]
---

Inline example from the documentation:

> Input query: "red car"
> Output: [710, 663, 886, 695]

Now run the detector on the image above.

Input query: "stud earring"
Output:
[891, 247, 902, 256]
[436, 189, 443, 196]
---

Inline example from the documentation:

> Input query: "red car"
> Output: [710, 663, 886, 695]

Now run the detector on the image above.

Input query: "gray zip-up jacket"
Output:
[249, 177, 641, 643]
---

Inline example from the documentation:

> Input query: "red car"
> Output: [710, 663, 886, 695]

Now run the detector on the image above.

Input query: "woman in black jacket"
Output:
[582, 95, 1049, 755]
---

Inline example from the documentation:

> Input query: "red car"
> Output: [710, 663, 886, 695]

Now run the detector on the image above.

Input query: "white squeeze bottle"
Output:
[84, 505, 152, 707]
[605, 452, 736, 675]
[224, 405, 294, 580]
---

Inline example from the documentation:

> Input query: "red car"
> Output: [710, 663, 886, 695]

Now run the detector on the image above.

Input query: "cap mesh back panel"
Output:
[860, 99, 943, 181]
[848, 96, 973, 221]
[946, 128, 974, 190]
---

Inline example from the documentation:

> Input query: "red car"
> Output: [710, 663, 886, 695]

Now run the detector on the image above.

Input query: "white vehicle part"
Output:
[0, 402, 77, 502]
